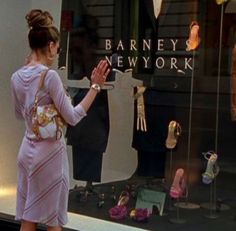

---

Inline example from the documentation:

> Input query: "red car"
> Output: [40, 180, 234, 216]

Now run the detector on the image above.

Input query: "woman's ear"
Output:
[48, 41, 55, 54]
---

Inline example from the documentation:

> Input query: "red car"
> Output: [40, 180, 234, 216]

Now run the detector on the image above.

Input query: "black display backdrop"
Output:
[58, 0, 236, 230]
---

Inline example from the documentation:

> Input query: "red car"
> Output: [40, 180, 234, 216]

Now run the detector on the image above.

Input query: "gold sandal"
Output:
[165, 121, 182, 149]
[216, 0, 228, 5]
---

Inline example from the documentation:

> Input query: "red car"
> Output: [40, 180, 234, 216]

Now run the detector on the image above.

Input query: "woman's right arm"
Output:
[48, 60, 109, 126]
[79, 60, 109, 112]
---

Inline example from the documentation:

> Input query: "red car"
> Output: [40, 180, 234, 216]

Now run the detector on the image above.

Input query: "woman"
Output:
[11, 9, 109, 231]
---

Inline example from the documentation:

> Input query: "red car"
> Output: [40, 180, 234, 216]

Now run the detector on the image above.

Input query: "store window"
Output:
[59, 0, 236, 229]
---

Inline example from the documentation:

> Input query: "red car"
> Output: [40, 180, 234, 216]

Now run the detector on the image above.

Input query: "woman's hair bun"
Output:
[26, 9, 54, 29]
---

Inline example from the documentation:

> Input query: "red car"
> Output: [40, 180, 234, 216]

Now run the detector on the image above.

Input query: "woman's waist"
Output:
[25, 130, 64, 143]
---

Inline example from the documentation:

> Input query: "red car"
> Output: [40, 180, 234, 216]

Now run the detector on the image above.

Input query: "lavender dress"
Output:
[11, 64, 86, 227]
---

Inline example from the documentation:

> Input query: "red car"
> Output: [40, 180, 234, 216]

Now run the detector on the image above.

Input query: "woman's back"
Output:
[11, 64, 52, 139]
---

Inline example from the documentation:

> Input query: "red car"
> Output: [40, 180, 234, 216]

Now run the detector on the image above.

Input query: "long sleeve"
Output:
[47, 70, 87, 126]
[11, 78, 24, 120]
[231, 45, 236, 121]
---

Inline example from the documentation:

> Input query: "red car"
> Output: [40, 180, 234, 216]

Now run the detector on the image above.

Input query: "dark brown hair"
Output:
[26, 9, 60, 50]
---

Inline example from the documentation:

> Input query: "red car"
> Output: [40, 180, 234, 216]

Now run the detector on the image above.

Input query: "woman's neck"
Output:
[25, 52, 49, 67]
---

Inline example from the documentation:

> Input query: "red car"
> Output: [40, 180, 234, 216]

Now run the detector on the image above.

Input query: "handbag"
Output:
[32, 69, 66, 140]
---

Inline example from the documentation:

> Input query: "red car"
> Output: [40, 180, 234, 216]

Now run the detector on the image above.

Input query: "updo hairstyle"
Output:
[26, 9, 60, 51]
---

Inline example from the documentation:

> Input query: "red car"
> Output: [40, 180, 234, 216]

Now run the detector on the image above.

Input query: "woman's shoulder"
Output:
[47, 69, 59, 77]
[10, 67, 25, 85]
[12, 64, 46, 79]
[45, 69, 62, 87]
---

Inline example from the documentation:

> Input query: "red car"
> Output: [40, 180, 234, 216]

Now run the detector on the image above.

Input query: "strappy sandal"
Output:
[186, 21, 200, 51]
[109, 191, 129, 220]
[165, 121, 182, 149]
[202, 150, 215, 160]
[202, 151, 220, 184]
[170, 168, 187, 199]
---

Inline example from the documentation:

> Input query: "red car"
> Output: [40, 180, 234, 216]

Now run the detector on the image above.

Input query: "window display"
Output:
[57, 0, 235, 226]
[2, 0, 236, 230]
[57, 1, 236, 229]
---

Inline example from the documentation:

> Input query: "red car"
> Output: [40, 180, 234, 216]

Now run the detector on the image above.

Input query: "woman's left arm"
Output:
[10, 78, 24, 120]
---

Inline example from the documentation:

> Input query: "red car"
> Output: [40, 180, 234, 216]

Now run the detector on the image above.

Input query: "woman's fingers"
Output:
[96, 60, 104, 70]
[91, 68, 96, 80]
[92, 68, 96, 76]
[101, 61, 109, 74]
[97, 60, 109, 75]
[104, 68, 110, 79]
[96, 60, 106, 73]
[91, 60, 110, 85]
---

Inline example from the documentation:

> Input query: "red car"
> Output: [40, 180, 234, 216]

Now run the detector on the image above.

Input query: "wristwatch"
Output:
[91, 83, 101, 93]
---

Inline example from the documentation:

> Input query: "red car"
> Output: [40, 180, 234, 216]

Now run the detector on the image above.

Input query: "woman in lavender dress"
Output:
[11, 9, 109, 231]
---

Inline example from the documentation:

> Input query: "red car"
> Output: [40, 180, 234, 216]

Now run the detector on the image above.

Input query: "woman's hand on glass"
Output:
[91, 60, 110, 87]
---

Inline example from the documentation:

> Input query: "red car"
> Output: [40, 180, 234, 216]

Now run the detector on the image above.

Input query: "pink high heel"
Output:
[109, 191, 129, 220]
[170, 168, 187, 199]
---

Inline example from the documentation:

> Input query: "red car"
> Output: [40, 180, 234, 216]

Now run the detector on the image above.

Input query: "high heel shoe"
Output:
[109, 191, 129, 220]
[186, 21, 200, 51]
[170, 168, 187, 199]
[130, 208, 150, 222]
[165, 121, 182, 149]
[216, 0, 228, 5]
[202, 151, 220, 184]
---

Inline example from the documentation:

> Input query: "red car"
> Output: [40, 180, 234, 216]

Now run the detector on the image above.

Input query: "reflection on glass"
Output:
[58, 1, 236, 228]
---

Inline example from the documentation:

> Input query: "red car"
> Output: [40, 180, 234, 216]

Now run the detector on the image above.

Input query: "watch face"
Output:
[92, 84, 101, 91]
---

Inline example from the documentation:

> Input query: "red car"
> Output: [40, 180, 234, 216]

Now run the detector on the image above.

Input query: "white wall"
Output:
[0, 0, 62, 187]
[0, 0, 30, 187]
[0, 0, 137, 190]
[31, 0, 62, 20]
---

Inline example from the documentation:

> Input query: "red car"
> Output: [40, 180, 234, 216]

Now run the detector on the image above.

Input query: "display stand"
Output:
[169, 198, 186, 224]
[200, 181, 230, 213]
[200, 151, 230, 214]
[203, 180, 218, 219]
[201, 200, 230, 211]
[175, 50, 200, 210]
[166, 123, 182, 212]
[201, 176, 230, 215]
[167, 149, 174, 211]
[201, 3, 230, 217]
